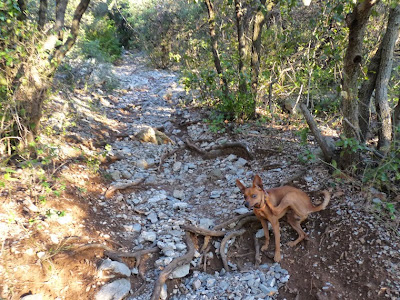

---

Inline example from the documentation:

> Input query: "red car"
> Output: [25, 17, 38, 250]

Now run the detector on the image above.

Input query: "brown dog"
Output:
[236, 175, 330, 262]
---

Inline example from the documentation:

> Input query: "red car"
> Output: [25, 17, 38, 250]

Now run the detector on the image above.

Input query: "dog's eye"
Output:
[252, 194, 257, 198]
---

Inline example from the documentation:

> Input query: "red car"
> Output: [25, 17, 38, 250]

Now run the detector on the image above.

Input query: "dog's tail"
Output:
[312, 190, 331, 212]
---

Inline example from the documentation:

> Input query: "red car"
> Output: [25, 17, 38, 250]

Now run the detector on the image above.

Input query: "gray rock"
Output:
[140, 231, 157, 242]
[235, 158, 248, 167]
[173, 162, 182, 172]
[193, 279, 202, 290]
[234, 207, 250, 215]
[110, 170, 121, 181]
[160, 284, 168, 300]
[173, 190, 185, 200]
[199, 218, 215, 229]
[94, 278, 131, 300]
[98, 258, 131, 278]
[136, 159, 149, 169]
[147, 212, 158, 223]
[170, 264, 190, 279]
[210, 190, 222, 199]
[173, 201, 188, 210]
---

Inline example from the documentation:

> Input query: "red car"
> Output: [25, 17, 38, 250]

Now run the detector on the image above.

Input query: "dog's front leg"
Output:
[270, 219, 281, 262]
[260, 218, 270, 252]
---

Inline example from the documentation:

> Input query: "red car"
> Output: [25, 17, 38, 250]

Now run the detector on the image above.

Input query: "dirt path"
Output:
[0, 52, 399, 300]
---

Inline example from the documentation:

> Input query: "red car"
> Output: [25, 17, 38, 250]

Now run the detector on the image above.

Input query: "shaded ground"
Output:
[0, 52, 399, 300]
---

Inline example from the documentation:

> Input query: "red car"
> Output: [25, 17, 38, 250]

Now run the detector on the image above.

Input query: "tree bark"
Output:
[394, 99, 400, 140]
[17, 0, 27, 21]
[38, 0, 48, 30]
[55, 0, 69, 44]
[341, 0, 378, 165]
[250, 0, 269, 117]
[358, 45, 381, 142]
[374, 5, 400, 152]
[342, 0, 377, 140]
[52, 0, 91, 67]
[300, 104, 334, 162]
[234, 0, 247, 94]
[204, 0, 229, 99]
[14, 0, 91, 139]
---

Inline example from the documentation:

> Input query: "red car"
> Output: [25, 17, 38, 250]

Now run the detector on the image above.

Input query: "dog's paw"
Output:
[261, 244, 269, 252]
[274, 253, 281, 262]
[287, 241, 297, 247]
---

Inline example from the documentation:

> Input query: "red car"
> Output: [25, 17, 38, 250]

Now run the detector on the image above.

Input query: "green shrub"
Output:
[82, 19, 121, 62]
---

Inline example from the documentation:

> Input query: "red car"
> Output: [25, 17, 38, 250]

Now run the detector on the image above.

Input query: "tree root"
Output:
[185, 139, 254, 160]
[157, 146, 182, 172]
[220, 229, 246, 271]
[105, 178, 145, 198]
[61, 242, 159, 269]
[104, 247, 159, 268]
[213, 212, 254, 231]
[254, 235, 261, 267]
[182, 213, 259, 273]
[150, 232, 195, 300]
[181, 224, 226, 237]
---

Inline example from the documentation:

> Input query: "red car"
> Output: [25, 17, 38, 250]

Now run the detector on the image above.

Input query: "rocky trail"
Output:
[1, 52, 399, 300]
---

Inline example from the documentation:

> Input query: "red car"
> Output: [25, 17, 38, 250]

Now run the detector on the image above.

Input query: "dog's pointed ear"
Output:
[236, 179, 246, 194]
[253, 175, 264, 190]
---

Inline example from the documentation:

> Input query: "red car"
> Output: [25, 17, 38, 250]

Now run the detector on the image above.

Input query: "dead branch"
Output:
[220, 229, 246, 271]
[105, 178, 145, 198]
[299, 103, 334, 162]
[185, 139, 254, 160]
[150, 232, 195, 300]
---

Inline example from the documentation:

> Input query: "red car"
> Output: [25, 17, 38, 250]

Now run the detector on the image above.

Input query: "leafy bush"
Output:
[81, 19, 121, 62]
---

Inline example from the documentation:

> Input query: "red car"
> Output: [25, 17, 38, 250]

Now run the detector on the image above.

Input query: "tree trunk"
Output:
[38, 0, 48, 30]
[394, 99, 400, 141]
[17, 0, 27, 21]
[55, 0, 69, 44]
[341, 0, 377, 165]
[358, 45, 381, 142]
[374, 5, 400, 152]
[204, 0, 229, 99]
[14, 0, 91, 140]
[234, 0, 247, 95]
[250, 0, 269, 117]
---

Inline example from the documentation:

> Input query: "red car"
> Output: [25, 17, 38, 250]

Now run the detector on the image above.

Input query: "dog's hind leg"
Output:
[286, 210, 308, 247]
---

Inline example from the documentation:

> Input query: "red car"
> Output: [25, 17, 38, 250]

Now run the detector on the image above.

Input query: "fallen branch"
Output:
[300, 103, 334, 162]
[150, 232, 195, 300]
[185, 139, 254, 160]
[220, 229, 246, 271]
[105, 178, 145, 198]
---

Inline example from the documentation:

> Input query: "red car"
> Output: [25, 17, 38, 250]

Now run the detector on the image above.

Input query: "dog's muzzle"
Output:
[244, 201, 255, 209]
